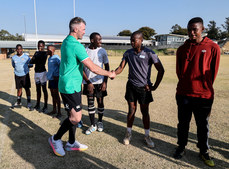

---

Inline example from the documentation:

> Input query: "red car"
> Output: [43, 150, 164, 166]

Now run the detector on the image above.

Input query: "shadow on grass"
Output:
[0, 91, 118, 169]
[81, 103, 229, 168]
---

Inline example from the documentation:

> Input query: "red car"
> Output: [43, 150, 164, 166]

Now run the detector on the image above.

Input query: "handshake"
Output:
[108, 70, 116, 80]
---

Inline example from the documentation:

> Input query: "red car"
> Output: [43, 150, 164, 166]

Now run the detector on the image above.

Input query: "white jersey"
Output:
[83, 47, 109, 84]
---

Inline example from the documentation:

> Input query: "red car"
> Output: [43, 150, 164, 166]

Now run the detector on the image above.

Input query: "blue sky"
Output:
[1, 0, 228, 36]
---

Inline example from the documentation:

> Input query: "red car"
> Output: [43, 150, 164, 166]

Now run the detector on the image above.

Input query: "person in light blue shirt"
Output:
[47, 45, 61, 118]
[11, 44, 33, 110]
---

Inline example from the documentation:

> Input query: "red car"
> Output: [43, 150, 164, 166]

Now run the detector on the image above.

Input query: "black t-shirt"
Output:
[30, 51, 47, 73]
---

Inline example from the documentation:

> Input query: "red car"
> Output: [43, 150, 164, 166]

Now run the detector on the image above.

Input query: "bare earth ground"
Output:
[0, 55, 228, 169]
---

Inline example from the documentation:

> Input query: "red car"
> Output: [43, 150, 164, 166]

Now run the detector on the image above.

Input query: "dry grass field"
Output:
[0, 54, 228, 169]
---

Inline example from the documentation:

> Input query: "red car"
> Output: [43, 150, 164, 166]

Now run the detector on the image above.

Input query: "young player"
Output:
[11, 44, 33, 110]
[173, 17, 220, 167]
[115, 31, 164, 148]
[30, 40, 48, 113]
[83, 32, 109, 134]
[48, 17, 115, 157]
[47, 45, 61, 118]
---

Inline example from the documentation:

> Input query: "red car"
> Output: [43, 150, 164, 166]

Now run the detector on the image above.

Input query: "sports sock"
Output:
[98, 107, 104, 122]
[144, 129, 150, 136]
[88, 95, 95, 126]
[68, 125, 77, 144]
[17, 96, 21, 104]
[127, 127, 132, 133]
[54, 118, 73, 141]
[89, 114, 95, 126]
[27, 96, 31, 103]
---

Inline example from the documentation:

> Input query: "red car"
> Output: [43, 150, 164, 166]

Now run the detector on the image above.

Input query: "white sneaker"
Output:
[97, 122, 104, 132]
[11, 102, 22, 108]
[64, 141, 88, 151]
[85, 125, 97, 135]
[123, 131, 132, 145]
[144, 135, 155, 148]
[48, 136, 65, 157]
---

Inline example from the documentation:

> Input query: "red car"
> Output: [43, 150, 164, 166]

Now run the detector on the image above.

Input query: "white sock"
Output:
[145, 129, 150, 136]
[127, 127, 132, 133]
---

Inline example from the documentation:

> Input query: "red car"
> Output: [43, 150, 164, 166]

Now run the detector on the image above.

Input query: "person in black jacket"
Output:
[30, 40, 48, 113]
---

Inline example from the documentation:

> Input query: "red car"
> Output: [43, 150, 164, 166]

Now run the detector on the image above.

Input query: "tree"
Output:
[222, 17, 229, 34]
[118, 30, 132, 36]
[137, 27, 156, 40]
[0, 29, 24, 41]
[221, 17, 229, 38]
[206, 20, 220, 40]
[170, 24, 188, 35]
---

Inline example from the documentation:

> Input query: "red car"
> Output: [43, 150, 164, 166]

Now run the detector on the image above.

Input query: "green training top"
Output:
[59, 35, 89, 94]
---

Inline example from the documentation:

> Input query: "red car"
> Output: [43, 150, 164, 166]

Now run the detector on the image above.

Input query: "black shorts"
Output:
[125, 81, 153, 104]
[60, 91, 82, 114]
[83, 84, 107, 98]
[48, 80, 58, 89]
[15, 74, 31, 89]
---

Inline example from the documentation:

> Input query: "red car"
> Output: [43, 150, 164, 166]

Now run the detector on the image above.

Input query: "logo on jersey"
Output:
[65, 104, 69, 110]
[202, 50, 206, 53]
[139, 55, 145, 59]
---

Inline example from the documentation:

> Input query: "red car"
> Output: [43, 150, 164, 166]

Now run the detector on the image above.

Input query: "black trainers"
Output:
[34, 104, 40, 111]
[27, 102, 33, 111]
[41, 107, 48, 113]
[173, 146, 185, 159]
[199, 152, 215, 167]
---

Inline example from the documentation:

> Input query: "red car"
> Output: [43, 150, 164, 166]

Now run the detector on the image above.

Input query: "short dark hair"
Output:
[16, 44, 22, 49]
[69, 17, 86, 32]
[188, 17, 204, 26]
[131, 31, 143, 39]
[38, 40, 45, 45]
[90, 32, 101, 40]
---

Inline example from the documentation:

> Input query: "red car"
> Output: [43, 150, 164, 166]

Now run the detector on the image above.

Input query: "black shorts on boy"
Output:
[15, 73, 31, 89]
[125, 81, 153, 104]
[48, 79, 59, 89]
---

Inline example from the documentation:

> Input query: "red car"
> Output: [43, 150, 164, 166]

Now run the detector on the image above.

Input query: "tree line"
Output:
[118, 17, 229, 40]
[0, 29, 24, 41]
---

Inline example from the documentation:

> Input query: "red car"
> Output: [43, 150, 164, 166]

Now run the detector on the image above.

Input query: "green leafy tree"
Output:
[118, 30, 132, 36]
[0, 29, 24, 40]
[170, 24, 188, 35]
[221, 17, 229, 38]
[138, 26, 156, 40]
[206, 20, 220, 40]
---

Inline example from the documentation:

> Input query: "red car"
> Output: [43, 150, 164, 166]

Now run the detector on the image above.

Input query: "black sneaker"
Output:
[41, 107, 48, 113]
[34, 104, 40, 111]
[173, 146, 185, 159]
[199, 152, 215, 167]
[27, 102, 33, 111]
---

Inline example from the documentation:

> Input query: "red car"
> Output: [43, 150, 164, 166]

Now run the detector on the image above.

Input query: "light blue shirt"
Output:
[47, 54, 61, 80]
[11, 53, 31, 77]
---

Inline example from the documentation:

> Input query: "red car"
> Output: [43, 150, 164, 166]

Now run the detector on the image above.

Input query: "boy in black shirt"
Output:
[30, 40, 48, 113]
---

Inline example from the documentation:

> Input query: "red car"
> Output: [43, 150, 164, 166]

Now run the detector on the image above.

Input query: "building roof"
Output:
[0, 41, 36, 48]
[0, 34, 152, 48]
[154, 34, 188, 38]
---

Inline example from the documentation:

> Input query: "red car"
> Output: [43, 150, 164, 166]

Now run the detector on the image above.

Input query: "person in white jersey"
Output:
[83, 32, 109, 134]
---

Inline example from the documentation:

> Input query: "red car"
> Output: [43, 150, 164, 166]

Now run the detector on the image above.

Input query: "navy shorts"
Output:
[125, 81, 153, 104]
[60, 91, 82, 114]
[83, 84, 107, 98]
[48, 80, 58, 89]
[15, 74, 31, 89]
